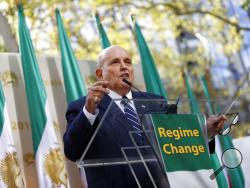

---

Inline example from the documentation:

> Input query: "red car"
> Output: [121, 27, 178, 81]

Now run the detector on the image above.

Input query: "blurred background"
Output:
[0, 1, 249, 187]
[0, 0, 250, 137]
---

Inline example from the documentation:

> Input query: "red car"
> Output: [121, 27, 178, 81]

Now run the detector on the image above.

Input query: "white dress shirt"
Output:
[83, 89, 136, 125]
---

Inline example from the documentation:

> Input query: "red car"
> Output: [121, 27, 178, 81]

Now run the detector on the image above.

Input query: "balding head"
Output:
[96, 45, 131, 68]
[95, 45, 134, 96]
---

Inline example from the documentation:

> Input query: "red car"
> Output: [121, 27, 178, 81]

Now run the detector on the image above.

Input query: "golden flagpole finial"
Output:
[14, 0, 21, 5]
[129, 13, 136, 28]
[95, 10, 99, 17]
[130, 13, 135, 20]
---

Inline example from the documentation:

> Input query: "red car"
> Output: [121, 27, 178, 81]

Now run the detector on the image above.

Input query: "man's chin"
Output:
[110, 81, 131, 95]
[121, 82, 130, 88]
[119, 80, 131, 89]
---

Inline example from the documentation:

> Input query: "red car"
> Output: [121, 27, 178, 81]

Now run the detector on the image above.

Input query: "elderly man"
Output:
[63, 45, 226, 188]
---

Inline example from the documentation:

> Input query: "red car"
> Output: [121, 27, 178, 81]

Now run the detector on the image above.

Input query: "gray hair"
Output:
[96, 51, 103, 68]
[96, 45, 128, 68]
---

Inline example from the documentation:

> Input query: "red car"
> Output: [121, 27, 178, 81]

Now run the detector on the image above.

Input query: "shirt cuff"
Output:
[83, 105, 99, 125]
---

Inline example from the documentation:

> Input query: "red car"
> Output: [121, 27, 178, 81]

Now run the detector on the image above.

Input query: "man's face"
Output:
[96, 46, 134, 94]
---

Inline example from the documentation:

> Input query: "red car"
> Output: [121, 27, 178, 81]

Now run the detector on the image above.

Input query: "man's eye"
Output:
[110, 60, 119, 65]
[125, 60, 132, 65]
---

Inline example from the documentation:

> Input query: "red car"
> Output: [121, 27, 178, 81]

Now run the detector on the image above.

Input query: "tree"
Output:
[0, 0, 249, 98]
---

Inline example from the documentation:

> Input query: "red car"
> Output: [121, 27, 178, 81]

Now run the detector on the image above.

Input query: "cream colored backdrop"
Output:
[0, 53, 145, 188]
[1, 53, 250, 188]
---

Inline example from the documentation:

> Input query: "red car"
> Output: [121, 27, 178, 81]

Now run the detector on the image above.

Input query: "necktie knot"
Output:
[121, 96, 129, 104]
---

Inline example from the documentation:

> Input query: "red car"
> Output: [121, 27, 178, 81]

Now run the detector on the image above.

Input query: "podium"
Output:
[75, 98, 212, 188]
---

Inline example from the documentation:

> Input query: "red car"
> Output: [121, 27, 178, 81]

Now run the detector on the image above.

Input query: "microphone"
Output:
[122, 78, 140, 91]
[122, 79, 178, 114]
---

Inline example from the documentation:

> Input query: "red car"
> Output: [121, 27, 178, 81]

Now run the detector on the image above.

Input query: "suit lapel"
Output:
[98, 94, 112, 111]
[98, 94, 130, 134]
[98, 94, 124, 119]
[97, 92, 149, 146]
[99, 94, 148, 141]
[132, 91, 148, 115]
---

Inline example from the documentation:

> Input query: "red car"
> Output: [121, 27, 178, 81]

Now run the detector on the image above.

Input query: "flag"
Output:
[200, 74, 244, 188]
[185, 73, 228, 188]
[95, 12, 111, 49]
[130, 15, 168, 99]
[56, 9, 86, 103]
[183, 72, 200, 114]
[0, 82, 25, 188]
[18, 5, 69, 187]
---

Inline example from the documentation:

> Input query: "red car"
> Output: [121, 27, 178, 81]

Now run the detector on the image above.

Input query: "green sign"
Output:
[152, 114, 212, 172]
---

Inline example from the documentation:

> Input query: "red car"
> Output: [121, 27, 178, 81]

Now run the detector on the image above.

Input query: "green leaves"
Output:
[0, 0, 247, 98]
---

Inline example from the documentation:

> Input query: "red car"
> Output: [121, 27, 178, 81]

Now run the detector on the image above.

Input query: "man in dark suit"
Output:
[63, 45, 226, 188]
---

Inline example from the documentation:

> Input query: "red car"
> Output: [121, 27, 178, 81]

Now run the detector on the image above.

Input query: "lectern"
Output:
[76, 98, 213, 188]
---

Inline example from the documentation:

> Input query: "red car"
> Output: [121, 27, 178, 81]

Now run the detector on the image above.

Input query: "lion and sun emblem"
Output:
[0, 152, 25, 188]
[43, 148, 68, 188]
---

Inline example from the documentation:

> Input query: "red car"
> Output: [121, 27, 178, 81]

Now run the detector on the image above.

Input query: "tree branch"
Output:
[176, 9, 250, 31]
[162, 2, 250, 31]
[122, 1, 250, 31]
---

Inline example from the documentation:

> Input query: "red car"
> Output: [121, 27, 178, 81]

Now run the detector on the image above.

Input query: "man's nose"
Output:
[120, 61, 128, 69]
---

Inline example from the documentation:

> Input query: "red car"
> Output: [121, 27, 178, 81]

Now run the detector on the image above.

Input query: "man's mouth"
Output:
[120, 73, 129, 78]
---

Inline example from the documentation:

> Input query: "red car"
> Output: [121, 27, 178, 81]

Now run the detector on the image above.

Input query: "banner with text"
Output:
[153, 114, 217, 187]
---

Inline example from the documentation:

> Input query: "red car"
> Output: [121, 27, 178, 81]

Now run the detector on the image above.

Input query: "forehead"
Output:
[101, 47, 131, 63]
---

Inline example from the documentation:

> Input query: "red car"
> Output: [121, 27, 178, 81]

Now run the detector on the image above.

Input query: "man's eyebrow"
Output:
[124, 57, 131, 61]
[109, 58, 120, 62]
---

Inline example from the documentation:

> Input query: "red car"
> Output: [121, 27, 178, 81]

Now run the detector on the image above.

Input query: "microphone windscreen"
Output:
[122, 79, 132, 86]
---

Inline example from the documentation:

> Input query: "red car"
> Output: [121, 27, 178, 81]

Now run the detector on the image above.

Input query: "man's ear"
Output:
[96, 68, 103, 80]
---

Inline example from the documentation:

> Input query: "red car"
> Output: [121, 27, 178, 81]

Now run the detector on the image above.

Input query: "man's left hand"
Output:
[207, 114, 227, 139]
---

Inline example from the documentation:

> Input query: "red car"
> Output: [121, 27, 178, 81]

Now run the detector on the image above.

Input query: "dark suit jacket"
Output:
[63, 91, 214, 188]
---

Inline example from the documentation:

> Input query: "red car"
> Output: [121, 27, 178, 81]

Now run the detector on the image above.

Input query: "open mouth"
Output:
[120, 73, 129, 78]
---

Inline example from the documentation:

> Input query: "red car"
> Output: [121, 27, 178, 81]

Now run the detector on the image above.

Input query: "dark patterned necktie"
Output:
[121, 96, 142, 138]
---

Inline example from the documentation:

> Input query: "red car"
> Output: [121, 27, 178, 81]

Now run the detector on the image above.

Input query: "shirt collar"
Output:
[107, 89, 133, 101]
